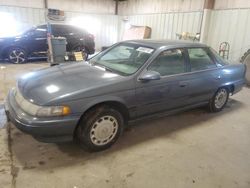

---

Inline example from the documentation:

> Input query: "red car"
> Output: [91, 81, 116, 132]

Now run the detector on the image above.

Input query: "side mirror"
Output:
[139, 71, 161, 81]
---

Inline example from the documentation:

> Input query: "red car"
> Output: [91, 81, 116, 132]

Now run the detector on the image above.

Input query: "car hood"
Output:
[17, 63, 125, 105]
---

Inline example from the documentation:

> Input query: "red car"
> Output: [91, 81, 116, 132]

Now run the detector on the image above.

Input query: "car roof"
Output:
[37, 24, 88, 32]
[122, 39, 207, 49]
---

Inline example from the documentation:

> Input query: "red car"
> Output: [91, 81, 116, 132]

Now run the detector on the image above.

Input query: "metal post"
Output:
[200, 0, 215, 43]
[44, 0, 54, 64]
[115, 0, 118, 15]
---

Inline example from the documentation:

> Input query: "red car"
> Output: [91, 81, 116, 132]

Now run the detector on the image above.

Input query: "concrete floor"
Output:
[0, 62, 250, 188]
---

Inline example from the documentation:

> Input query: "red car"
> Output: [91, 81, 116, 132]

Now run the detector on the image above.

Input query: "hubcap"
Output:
[90, 115, 118, 146]
[215, 89, 227, 109]
[9, 50, 25, 64]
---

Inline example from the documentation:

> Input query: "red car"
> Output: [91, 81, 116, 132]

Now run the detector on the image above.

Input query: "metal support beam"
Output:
[200, 0, 215, 43]
[115, 0, 118, 15]
[204, 0, 215, 9]
[44, 0, 48, 9]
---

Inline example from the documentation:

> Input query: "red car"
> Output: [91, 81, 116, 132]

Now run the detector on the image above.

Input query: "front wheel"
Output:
[8, 47, 27, 64]
[209, 87, 229, 112]
[76, 105, 124, 152]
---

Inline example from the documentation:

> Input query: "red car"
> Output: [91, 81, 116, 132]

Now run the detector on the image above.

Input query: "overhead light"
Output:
[0, 12, 20, 37]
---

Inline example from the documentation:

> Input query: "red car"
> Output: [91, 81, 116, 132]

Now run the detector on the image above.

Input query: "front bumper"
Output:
[4, 90, 81, 143]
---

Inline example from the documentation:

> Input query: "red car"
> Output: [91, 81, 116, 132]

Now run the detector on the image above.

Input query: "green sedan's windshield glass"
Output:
[90, 43, 154, 76]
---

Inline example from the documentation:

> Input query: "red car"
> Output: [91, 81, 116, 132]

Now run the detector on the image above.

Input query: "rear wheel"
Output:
[76, 105, 124, 151]
[209, 87, 229, 112]
[8, 47, 27, 64]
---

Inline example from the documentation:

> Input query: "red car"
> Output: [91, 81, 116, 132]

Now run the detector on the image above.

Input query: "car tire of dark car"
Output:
[209, 87, 229, 112]
[76, 105, 124, 151]
[8, 47, 27, 64]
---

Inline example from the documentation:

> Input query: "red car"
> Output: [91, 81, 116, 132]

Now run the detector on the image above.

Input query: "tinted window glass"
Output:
[52, 25, 84, 36]
[25, 27, 47, 37]
[148, 49, 185, 76]
[188, 48, 216, 71]
[34, 28, 47, 37]
[52, 25, 67, 36]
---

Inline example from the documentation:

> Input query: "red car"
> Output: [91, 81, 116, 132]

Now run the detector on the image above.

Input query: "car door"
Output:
[135, 48, 191, 117]
[185, 47, 221, 104]
[24, 26, 47, 54]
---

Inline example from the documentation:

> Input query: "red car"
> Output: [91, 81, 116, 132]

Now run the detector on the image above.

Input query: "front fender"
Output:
[80, 96, 128, 114]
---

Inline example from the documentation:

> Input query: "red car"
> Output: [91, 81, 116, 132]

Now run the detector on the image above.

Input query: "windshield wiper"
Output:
[94, 64, 113, 73]
[104, 66, 114, 72]
[92, 62, 128, 76]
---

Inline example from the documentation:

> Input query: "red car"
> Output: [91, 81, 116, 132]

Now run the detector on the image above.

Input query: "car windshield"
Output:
[89, 43, 154, 76]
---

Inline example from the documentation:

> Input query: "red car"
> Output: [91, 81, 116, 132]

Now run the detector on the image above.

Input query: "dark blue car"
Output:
[0, 24, 95, 63]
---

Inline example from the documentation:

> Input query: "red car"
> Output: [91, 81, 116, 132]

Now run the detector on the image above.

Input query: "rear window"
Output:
[188, 48, 217, 71]
[52, 25, 84, 36]
[209, 47, 228, 66]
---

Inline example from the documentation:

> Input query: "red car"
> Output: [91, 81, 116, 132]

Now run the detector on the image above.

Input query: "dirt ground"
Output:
[0, 62, 250, 188]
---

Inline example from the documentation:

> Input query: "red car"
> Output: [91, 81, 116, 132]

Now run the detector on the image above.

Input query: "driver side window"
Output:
[148, 49, 186, 76]
[27, 27, 47, 38]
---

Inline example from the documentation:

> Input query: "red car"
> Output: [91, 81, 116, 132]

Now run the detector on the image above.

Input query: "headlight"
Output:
[14, 88, 71, 117]
[36, 106, 71, 117]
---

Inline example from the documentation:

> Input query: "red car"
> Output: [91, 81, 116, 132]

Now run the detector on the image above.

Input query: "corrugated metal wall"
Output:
[65, 12, 118, 49]
[0, 0, 115, 13]
[0, 6, 45, 28]
[0, 5, 118, 50]
[119, 11, 203, 40]
[48, 0, 115, 14]
[0, 0, 44, 8]
[119, 0, 205, 15]
[214, 0, 250, 9]
[207, 9, 250, 61]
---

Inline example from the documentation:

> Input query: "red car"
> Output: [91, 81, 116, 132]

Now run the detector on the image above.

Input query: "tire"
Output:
[8, 47, 27, 64]
[76, 105, 124, 152]
[240, 49, 250, 86]
[209, 87, 229, 112]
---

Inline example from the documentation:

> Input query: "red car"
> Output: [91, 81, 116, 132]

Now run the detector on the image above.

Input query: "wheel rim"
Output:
[9, 49, 25, 64]
[215, 89, 227, 109]
[90, 115, 118, 146]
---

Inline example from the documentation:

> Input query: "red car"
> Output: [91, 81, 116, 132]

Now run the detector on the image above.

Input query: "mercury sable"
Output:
[5, 40, 246, 151]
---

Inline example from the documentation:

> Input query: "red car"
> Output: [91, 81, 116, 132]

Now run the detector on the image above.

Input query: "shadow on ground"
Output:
[9, 98, 244, 171]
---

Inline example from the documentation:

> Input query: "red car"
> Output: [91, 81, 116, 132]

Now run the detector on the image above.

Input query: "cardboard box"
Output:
[123, 25, 151, 40]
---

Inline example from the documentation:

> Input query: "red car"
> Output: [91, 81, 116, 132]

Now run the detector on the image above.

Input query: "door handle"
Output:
[179, 81, 188, 87]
